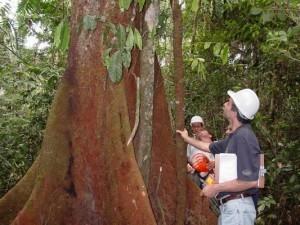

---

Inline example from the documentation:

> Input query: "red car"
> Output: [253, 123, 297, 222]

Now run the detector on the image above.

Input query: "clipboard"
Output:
[215, 153, 266, 188]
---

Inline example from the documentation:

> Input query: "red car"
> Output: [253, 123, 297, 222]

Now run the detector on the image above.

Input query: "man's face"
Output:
[198, 129, 212, 140]
[191, 122, 203, 135]
[223, 97, 234, 119]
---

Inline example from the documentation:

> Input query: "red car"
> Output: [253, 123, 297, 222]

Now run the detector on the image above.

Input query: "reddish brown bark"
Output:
[0, 0, 218, 224]
[186, 179, 218, 225]
[171, 0, 186, 224]
[0, 1, 156, 224]
[147, 57, 178, 225]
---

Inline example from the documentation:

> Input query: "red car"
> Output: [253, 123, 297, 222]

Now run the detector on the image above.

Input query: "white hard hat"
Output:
[227, 89, 260, 120]
[190, 116, 204, 125]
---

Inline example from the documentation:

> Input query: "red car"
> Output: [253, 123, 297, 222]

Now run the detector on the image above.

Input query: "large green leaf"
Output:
[191, 0, 199, 12]
[267, 31, 287, 43]
[191, 59, 198, 70]
[119, 0, 132, 11]
[122, 50, 131, 68]
[134, 28, 142, 50]
[60, 21, 70, 52]
[54, 21, 63, 48]
[261, 11, 274, 24]
[103, 48, 112, 67]
[204, 42, 211, 50]
[287, 25, 300, 38]
[197, 62, 206, 81]
[250, 7, 262, 15]
[220, 45, 229, 65]
[54, 20, 70, 52]
[108, 50, 123, 83]
[138, 0, 146, 11]
[117, 24, 126, 48]
[126, 28, 134, 50]
[213, 43, 222, 57]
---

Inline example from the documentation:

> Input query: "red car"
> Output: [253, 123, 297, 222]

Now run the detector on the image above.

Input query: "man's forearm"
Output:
[183, 136, 210, 152]
[215, 179, 257, 193]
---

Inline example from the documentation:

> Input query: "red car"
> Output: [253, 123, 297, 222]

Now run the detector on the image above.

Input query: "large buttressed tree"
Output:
[0, 0, 217, 224]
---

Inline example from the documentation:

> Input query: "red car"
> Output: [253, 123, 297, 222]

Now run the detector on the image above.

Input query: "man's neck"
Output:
[230, 118, 243, 132]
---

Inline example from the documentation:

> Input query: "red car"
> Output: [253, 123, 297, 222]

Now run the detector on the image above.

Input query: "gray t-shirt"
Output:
[209, 124, 261, 198]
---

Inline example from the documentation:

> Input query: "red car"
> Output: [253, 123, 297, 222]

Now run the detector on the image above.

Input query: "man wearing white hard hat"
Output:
[177, 88, 261, 225]
[186, 116, 214, 188]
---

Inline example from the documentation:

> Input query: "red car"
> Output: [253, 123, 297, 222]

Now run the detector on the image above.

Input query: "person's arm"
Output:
[176, 129, 211, 152]
[202, 179, 258, 198]
[187, 163, 195, 173]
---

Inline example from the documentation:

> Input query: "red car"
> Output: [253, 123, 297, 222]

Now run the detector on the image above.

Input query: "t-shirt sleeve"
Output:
[232, 136, 260, 181]
[209, 138, 228, 155]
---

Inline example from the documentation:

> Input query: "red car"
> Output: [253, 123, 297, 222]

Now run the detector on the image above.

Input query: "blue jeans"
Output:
[218, 197, 256, 225]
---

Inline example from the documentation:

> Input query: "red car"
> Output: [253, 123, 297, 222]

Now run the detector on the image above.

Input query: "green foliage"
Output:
[134, 28, 143, 50]
[182, 0, 300, 224]
[0, 62, 62, 196]
[257, 195, 276, 213]
[119, 0, 132, 11]
[137, 0, 146, 12]
[16, 0, 70, 57]
[54, 19, 70, 52]
[103, 24, 142, 83]
[191, 0, 199, 12]
[158, 1, 300, 223]
[108, 50, 123, 83]
[0, 0, 67, 197]
[190, 58, 206, 80]
[118, 0, 146, 12]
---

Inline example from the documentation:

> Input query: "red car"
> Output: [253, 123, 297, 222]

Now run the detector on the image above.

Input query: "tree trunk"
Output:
[147, 56, 178, 225]
[171, 0, 186, 224]
[0, 1, 157, 224]
[185, 179, 218, 225]
[0, 0, 218, 224]
[134, 1, 160, 187]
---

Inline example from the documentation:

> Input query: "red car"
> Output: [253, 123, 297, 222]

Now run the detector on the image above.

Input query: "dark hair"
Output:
[204, 128, 216, 142]
[231, 103, 250, 124]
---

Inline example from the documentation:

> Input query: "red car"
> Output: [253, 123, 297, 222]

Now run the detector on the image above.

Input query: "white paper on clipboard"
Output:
[215, 153, 237, 183]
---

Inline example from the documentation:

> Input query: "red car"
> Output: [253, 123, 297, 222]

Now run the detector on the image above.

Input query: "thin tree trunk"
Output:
[171, 0, 186, 224]
[135, 1, 160, 187]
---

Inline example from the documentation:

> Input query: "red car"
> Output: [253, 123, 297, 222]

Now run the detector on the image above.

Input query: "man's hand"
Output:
[187, 163, 195, 173]
[202, 184, 219, 198]
[176, 128, 188, 140]
[208, 160, 215, 170]
[177, 129, 211, 152]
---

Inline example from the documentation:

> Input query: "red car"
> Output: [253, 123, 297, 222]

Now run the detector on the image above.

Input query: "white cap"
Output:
[227, 88, 260, 120]
[190, 116, 204, 125]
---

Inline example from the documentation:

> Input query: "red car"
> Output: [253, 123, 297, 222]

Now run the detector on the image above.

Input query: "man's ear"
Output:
[231, 109, 238, 117]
